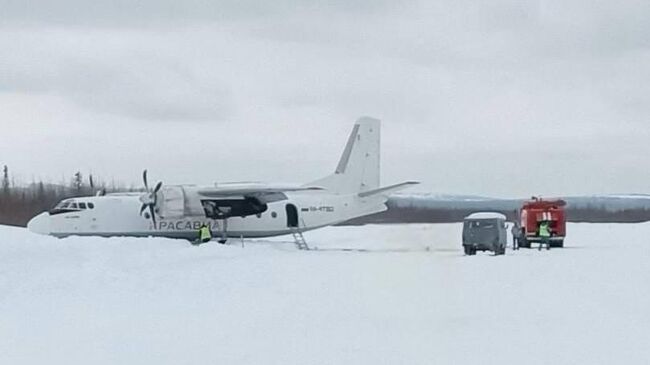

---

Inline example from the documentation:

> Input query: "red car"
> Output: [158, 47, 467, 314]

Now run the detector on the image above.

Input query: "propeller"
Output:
[89, 174, 106, 196]
[139, 170, 163, 229]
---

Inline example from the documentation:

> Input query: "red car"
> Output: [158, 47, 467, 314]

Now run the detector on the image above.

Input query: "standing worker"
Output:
[538, 220, 551, 251]
[511, 221, 521, 250]
[195, 223, 212, 245]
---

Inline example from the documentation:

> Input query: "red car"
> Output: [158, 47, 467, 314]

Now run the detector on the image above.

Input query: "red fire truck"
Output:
[518, 197, 567, 248]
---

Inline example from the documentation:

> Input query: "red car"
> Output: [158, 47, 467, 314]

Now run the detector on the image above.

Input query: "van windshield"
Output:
[469, 221, 494, 229]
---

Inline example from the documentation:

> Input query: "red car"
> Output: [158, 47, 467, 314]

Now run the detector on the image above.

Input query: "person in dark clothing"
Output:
[511, 222, 521, 250]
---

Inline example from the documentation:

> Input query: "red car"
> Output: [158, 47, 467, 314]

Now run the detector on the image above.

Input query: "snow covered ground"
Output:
[1, 223, 650, 364]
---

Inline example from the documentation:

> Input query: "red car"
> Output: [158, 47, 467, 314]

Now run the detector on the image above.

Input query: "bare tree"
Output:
[72, 171, 83, 194]
[37, 181, 46, 201]
[2, 165, 9, 196]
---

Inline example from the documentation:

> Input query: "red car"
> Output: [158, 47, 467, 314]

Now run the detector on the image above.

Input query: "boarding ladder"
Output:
[290, 226, 309, 251]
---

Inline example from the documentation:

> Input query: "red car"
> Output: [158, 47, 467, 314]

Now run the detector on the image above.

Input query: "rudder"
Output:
[308, 117, 380, 194]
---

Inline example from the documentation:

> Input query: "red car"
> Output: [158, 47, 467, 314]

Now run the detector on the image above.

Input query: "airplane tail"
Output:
[308, 117, 381, 194]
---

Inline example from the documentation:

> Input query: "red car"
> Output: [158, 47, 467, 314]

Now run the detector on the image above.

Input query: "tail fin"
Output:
[308, 117, 380, 194]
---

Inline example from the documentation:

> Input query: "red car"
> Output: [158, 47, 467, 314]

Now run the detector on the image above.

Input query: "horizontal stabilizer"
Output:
[358, 181, 419, 198]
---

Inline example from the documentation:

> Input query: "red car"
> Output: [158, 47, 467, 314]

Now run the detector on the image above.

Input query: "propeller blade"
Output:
[142, 169, 149, 192]
[149, 205, 157, 229]
[139, 171, 161, 229]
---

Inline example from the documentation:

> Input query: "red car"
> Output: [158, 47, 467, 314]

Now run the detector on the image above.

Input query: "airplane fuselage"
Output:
[28, 190, 387, 240]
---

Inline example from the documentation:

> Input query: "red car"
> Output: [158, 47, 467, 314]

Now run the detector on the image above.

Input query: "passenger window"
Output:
[88, 203, 95, 209]
[70, 203, 78, 209]
[79, 203, 87, 209]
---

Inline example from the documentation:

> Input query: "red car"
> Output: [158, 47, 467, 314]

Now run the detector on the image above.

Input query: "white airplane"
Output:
[27, 117, 418, 248]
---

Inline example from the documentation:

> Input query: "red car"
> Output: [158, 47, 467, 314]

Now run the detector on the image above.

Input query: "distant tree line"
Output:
[3, 164, 650, 228]
[344, 204, 650, 225]
[0, 165, 136, 227]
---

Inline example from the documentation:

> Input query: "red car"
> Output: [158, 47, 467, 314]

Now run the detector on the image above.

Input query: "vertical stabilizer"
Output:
[308, 117, 380, 194]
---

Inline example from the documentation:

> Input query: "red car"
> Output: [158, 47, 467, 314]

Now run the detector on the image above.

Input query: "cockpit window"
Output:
[54, 200, 73, 209]
[88, 203, 95, 209]
[79, 203, 87, 209]
[49, 199, 82, 215]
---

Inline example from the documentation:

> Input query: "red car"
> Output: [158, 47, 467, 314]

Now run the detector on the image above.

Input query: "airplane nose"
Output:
[27, 212, 50, 235]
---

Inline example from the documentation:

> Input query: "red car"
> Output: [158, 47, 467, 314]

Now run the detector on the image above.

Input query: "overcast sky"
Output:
[1, 0, 649, 197]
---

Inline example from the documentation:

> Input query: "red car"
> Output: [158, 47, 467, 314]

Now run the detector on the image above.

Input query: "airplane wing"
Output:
[197, 185, 324, 197]
[196, 185, 325, 204]
[157, 184, 327, 219]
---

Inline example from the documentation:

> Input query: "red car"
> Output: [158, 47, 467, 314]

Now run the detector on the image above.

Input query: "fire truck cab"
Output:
[519, 197, 566, 248]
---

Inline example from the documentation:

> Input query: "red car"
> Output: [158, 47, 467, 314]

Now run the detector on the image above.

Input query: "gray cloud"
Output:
[0, 0, 400, 25]
[0, 29, 232, 121]
[0, 0, 649, 196]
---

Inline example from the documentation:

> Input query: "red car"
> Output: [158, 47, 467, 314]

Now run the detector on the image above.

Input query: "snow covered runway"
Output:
[1, 223, 649, 364]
